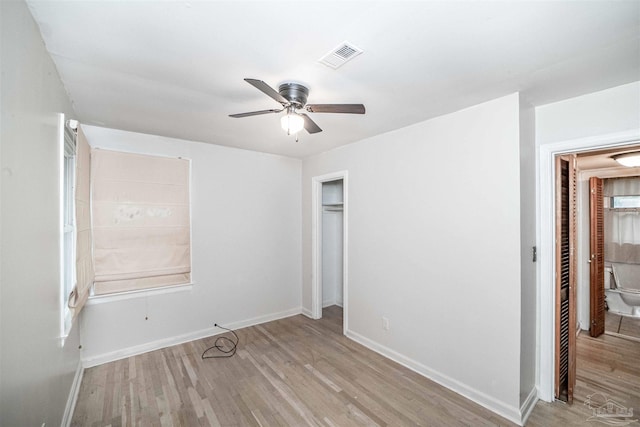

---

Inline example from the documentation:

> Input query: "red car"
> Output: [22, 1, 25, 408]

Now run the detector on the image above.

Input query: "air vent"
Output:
[319, 41, 363, 69]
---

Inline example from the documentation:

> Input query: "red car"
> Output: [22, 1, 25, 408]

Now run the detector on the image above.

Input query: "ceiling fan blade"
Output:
[305, 104, 365, 114]
[300, 113, 322, 134]
[229, 109, 282, 118]
[244, 78, 289, 105]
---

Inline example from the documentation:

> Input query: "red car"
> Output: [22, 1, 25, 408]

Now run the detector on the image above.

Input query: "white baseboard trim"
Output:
[322, 300, 344, 309]
[82, 307, 302, 368]
[345, 329, 524, 426]
[62, 360, 84, 427]
[519, 387, 538, 426]
[301, 307, 313, 318]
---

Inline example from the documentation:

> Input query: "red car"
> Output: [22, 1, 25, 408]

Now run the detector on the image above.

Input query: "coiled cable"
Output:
[202, 323, 238, 359]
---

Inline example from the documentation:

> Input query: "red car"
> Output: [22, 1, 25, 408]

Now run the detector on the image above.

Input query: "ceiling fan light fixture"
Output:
[613, 152, 640, 167]
[281, 112, 304, 135]
[230, 78, 365, 137]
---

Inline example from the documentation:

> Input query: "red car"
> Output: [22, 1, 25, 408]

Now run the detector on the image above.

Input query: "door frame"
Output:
[311, 170, 348, 334]
[537, 129, 639, 402]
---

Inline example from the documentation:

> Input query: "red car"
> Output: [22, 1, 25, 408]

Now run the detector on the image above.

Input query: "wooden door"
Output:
[589, 177, 605, 337]
[555, 155, 577, 403]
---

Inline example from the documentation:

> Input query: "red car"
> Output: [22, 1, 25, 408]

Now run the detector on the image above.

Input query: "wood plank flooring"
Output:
[72, 306, 640, 426]
[527, 331, 640, 426]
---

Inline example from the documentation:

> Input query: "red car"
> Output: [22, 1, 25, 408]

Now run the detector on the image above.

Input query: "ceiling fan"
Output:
[229, 78, 365, 137]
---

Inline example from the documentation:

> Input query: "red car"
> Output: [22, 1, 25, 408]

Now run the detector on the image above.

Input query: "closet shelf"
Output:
[322, 202, 343, 207]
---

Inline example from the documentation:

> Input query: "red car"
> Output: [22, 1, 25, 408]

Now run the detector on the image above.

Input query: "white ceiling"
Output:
[27, 1, 640, 159]
[577, 144, 640, 172]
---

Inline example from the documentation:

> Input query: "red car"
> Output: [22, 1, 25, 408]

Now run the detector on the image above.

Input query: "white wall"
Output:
[1, 1, 82, 426]
[79, 126, 302, 364]
[535, 81, 640, 401]
[302, 94, 525, 423]
[538, 83, 640, 319]
[536, 81, 640, 146]
[322, 210, 343, 307]
[519, 98, 537, 409]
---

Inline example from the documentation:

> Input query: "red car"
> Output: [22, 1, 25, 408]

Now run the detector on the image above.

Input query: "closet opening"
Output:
[321, 179, 344, 325]
[311, 171, 348, 334]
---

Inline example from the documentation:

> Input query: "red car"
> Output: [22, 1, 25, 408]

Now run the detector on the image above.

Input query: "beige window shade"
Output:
[68, 126, 94, 318]
[91, 149, 191, 295]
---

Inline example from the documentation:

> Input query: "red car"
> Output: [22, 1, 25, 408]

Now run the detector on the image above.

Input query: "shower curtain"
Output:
[604, 177, 640, 263]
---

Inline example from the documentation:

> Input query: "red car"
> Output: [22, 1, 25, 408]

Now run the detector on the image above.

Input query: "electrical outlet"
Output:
[382, 317, 390, 331]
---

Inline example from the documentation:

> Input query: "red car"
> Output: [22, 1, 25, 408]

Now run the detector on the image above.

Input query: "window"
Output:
[611, 195, 640, 209]
[60, 118, 94, 338]
[61, 117, 77, 337]
[91, 149, 191, 296]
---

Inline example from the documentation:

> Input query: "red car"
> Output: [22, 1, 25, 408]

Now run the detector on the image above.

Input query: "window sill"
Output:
[86, 283, 194, 305]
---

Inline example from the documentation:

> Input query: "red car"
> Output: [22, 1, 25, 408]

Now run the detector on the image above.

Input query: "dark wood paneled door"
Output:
[589, 177, 605, 337]
[555, 155, 577, 403]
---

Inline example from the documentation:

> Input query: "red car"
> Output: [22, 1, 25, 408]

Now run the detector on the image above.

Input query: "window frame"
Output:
[60, 114, 77, 339]
[611, 195, 640, 209]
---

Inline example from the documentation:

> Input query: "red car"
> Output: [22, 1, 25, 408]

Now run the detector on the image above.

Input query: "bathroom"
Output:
[602, 176, 640, 337]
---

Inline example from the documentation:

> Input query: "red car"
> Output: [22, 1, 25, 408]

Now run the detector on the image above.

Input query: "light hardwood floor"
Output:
[527, 330, 640, 426]
[72, 306, 640, 426]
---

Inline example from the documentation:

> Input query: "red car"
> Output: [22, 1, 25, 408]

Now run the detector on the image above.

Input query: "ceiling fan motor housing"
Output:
[279, 83, 309, 108]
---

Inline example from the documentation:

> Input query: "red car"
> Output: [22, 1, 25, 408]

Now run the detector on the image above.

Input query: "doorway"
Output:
[311, 171, 348, 334]
[539, 132, 640, 402]
[538, 130, 640, 402]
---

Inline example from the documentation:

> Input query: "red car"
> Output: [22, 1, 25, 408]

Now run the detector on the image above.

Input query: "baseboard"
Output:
[301, 307, 313, 318]
[82, 307, 302, 368]
[519, 387, 538, 426]
[323, 300, 344, 309]
[62, 360, 84, 427]
[345, 329, 524, 426]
